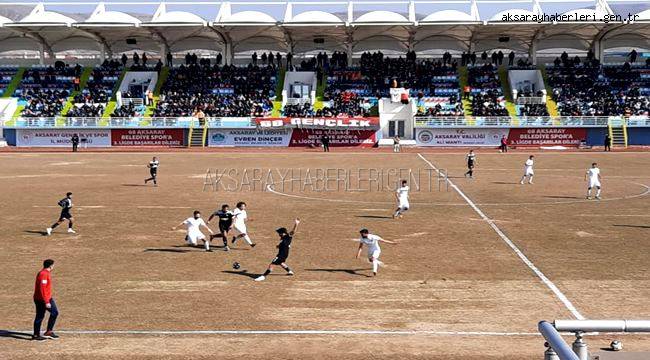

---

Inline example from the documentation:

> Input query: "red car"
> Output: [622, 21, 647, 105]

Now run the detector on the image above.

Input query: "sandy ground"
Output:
[0, 149, 649, 359]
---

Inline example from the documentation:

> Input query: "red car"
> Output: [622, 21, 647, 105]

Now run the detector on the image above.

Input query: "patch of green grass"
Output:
[497, 66, 518, 123]
[2, 67, 25, 98]
[538, 66, 559, 118]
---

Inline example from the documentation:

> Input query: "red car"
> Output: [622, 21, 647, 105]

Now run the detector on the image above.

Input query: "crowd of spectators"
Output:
[19, 62, 81, 117]
[467, 63, 508, 116]
[154, 62, 275, 117]
[68, 62, 123, 118]
[547, 51, 650, 116]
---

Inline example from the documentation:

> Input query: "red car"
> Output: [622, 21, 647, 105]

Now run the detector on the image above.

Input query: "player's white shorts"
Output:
[525, 169, 534, 176]
[368, 248, 381, 260]
[398, 201, 409, 210]
[186, 232, 206, 246]
[589, 180, 601, 188]
[233, 224, 247, 234]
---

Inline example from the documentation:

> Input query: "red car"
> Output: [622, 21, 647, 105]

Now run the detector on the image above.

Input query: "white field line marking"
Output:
[11, 329, 650, 336]
[138, 206, 192, 209]
[32, 205, 105, 209]
[417, 153, 585, 320]
[26, 329, 540, 336]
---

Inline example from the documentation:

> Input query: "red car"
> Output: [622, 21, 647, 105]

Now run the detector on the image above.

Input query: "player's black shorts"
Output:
[467, 161, 474, 168]
[59, 210, 72, 220]
[150, 169, 157, 176]
[271, 256, 287, 265]
[219, 223, 231, 233]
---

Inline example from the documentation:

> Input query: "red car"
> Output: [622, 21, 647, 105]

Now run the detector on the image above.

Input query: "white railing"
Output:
[515, 96, 546, 105]
[414, 116, 623, 127]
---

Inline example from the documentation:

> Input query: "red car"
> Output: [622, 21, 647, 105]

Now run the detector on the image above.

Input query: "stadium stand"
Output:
[467, 63, 508, 117]
[547, 56, 650, 116]
[0, 66, 19, 97]
[68, 61, 123, 118]
[154, 62, 276, 118]
[17, 63, 81, 117]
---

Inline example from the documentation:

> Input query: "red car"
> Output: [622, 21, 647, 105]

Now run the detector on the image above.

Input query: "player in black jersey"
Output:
[144, 157, 159, 186]
[46, 192, 75, 235]
[208, 204, 234, 251]
[254, 218, 300, 282]
[464, 150, 476, 179]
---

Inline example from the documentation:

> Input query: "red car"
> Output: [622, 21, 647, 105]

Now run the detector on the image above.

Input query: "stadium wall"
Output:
[4, 127, 650, 147]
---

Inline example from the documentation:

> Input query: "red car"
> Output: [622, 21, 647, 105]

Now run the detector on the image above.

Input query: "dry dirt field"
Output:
[0, 148, 649, 359]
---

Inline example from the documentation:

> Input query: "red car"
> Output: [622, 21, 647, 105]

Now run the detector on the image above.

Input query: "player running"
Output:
[232, 202, 256, 248]
[586, 163, 602, 200]
[46, 192, 76, 236]
[393, 180, 409, 219]
[172, 210, 214, 251]
[254, 218, 300, 282]
[144, 156, 159, 186]
[208, 204, 233, 251]
[464, 150, 476, 179]
[520, 155, 535, 185]
[356, 229, 396, 276]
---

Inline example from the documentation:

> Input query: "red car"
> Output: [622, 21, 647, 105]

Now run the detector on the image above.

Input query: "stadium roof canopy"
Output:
[0, 0, 648, 61]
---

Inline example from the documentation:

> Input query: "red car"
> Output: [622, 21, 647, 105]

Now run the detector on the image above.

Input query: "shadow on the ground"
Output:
[221, 270, 259, 279]
[144, 248, 191, 253]
[305, 268, 372, 277]
[493, 181, 519, 185]
[121, 184, 149, 187]
[543, 195, 583, 199]
[24, 230, 48, 236]
[613, 224, 650, 229]
[355, 215, 392, 219]
[0, 330, 33, 340]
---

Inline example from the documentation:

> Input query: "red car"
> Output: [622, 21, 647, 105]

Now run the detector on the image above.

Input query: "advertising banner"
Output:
[289, 129, 377, 147]
[111, 129, 185, 146]
[256, 117, 380, 129]
[507, 128, 586, 147]
[16, 129, 111, 147]
[208, 128, 292, 147]
[415, 128, 509, 146]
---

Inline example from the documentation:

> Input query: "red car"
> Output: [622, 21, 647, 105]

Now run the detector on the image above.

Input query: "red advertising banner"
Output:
[256, 117, 380, 129]
[111, 129, 185, 146]
[289, 129, 377, 147]
[507, 128, 586, 147]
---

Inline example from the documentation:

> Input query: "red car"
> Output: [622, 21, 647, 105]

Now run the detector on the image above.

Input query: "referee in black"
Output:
[144, 156, 159, 186]
[321, 135, 330, 152]
[254, 218, 300, 281]
[46, 192, 75, 235]
[208, 204, 234, 251]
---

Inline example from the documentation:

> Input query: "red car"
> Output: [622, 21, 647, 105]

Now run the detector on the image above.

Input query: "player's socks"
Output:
[51, 223, 59, 230]
[46, 227, 52, 236]
[243, 235, 253, 246]
[372, 260, 379, 274]
[263, 269, 272, 276]
[204, 240, 210, 251]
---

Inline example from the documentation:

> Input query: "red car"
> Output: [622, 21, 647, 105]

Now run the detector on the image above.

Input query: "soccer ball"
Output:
[610, 340, 623, 351]
[232, 262, 241, 270]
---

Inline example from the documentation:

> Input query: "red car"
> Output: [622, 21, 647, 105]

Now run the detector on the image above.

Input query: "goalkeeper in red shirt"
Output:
[33, 259, 59, 340]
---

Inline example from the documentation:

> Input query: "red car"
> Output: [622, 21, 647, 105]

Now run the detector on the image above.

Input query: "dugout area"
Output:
[0, 150, 649, 359]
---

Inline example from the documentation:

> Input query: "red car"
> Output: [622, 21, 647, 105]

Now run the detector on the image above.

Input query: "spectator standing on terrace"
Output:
[321, 134, 330, 152]
[276, 52, 282, 68]
[604, 134, 612, 152]
[32, 259, 59, 341]
[166, 51, 173, 66]
[287, 52, 293, 69]
[252, 52, 258, 66]
[133, 52, 140, 65]
[500, 135, 508, 153]
[71, 133, 79, 152]
[142, 53, 148, 66]
[73, 76, 80, 91]
[629, 49, 637, 63]
[121, 53, 128, 67]
[470, 52, 477, 65]
[261, 52, 267, 65]
[508, 51, 515, 66]
[194, 107, 206, 127]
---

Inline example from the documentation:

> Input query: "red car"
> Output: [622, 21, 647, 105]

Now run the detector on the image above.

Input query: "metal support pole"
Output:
[544, 342, 560, 360]
[572, 332, 589, 360]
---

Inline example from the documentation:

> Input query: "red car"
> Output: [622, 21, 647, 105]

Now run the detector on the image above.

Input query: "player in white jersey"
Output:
[520, 155, 535, 185]
[172, 210, 214, 251]
[356, 229, 396, 276]
[231, 202, 256, 248]
[585, 162, 602, 200]
[144, 156, 159, 186]
[393, 180, 410, 219]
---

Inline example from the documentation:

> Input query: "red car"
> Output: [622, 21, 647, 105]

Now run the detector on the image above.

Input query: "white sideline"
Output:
[31, 329, 540, 336]
[417, 153, 585, 320]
